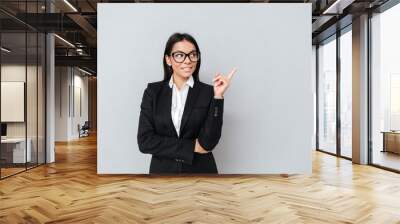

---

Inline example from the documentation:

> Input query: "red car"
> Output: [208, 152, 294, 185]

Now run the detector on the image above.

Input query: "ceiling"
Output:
[0, 0, 392, 75]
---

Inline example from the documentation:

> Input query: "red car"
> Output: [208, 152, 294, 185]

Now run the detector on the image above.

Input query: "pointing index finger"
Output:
[227, 67, 237, 80]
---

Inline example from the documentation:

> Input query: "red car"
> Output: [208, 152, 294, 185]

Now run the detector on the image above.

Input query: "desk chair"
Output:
[78, 121, 90, 138]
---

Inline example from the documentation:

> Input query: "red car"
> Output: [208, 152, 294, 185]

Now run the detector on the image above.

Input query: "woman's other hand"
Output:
[194, 139, 209, 154]
[213, 67, 237, 98]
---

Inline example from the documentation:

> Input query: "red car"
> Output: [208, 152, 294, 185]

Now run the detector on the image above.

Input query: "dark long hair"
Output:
[163, 33, 201, 82]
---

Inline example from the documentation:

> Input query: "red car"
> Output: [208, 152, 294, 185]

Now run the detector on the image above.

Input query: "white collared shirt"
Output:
[169, 75, 194, 137]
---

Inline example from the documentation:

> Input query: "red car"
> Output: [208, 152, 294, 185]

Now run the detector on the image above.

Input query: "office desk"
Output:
[381, 131, 400, 154]
[1, 138, 32, 163]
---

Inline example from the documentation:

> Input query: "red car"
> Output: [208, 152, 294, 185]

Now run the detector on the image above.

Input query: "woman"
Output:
[137, 32, 236, 174]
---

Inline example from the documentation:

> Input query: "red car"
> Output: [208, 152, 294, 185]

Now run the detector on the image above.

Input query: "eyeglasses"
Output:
[170, 51, 200, 63]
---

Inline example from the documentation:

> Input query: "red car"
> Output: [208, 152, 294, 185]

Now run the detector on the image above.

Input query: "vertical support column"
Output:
[46, 0, 55, 163]
[316, 45, 320, 150]
[352, 14, 369, 164]
[336, 30, 341, 156]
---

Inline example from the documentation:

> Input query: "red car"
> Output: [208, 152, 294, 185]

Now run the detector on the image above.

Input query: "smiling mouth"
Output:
[181, 67, 193, 71]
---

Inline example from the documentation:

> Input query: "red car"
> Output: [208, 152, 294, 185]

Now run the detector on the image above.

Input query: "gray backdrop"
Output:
[97, 3, 313, 174]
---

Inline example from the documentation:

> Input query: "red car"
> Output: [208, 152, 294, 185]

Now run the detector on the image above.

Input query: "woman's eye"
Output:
[175, 53, 184, 58]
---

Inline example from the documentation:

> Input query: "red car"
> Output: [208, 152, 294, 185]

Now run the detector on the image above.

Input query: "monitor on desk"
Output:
[1, 123, 7, 138]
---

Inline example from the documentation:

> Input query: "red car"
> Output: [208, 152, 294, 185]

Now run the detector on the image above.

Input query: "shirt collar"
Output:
[168, 75, 194, 89]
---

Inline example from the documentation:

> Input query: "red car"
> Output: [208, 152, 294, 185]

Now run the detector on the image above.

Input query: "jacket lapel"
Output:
[179, 80, 201, 135]
[161, 81, 178, 137]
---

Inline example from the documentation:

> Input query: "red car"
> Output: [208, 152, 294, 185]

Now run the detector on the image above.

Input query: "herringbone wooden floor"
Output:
[1, 134, 400, 224]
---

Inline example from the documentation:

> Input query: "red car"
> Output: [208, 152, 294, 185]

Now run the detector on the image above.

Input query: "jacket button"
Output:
[214, 107, 219, 117]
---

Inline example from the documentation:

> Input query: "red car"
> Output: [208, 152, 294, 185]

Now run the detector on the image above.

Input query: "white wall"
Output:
[55, 66, 69, 141]
[72, 72, 89, 138]
[1, 63, 46, 164]
[1, 65, 26, 128]
[1, 65, 39, 138]
[98, 3, 313, 174]
[55, 67, 89, 141]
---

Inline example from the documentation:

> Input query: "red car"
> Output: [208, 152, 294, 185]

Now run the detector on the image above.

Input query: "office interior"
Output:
[0, 0, 97, 179]
[0, 0, 400, 222]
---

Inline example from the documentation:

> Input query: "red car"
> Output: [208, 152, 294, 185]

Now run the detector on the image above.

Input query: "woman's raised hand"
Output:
[213, 67, 237, 98]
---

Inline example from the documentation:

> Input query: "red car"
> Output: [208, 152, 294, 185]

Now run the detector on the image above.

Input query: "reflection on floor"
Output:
[373, 150, 400, 170]
[0, 163, 40, 178]
[0, 167, 25, 177]
[341, 147, 352, 158]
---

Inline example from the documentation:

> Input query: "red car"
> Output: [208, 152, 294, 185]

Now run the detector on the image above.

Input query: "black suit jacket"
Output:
[137, 79, 224, 174]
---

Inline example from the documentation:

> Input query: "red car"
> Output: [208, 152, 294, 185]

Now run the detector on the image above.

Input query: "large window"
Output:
[340, 28, 352, 158]
[371, 3, 400, 171]
[317, 27, 353, 159]
[318, 36, 337, 154]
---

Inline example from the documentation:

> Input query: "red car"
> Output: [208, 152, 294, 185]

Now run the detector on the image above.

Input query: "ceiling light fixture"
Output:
[54, 34, 75, 48]
[63, 0, 78, 12]
[78, 67, 93, 76]
[322, 0, 354, 15]
[1, 47, 11, 53]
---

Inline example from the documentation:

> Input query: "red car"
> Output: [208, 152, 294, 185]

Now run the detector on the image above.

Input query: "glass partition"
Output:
[1, 31, 28, 177]
[0, 1, 46, 179]
[27, 31, 38, 169]
[38, 32, 45, 165]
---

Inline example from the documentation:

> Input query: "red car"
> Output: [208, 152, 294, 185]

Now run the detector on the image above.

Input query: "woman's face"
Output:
[165, 40, 198, 79]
